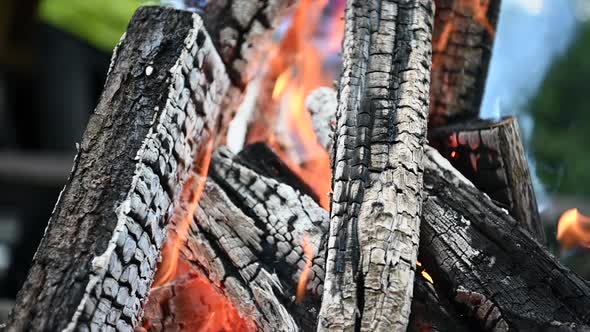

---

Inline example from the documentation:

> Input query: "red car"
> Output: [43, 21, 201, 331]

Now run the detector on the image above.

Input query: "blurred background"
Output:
[0, 0, 588, 319]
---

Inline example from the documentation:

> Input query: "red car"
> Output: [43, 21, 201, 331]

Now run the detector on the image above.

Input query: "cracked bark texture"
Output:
[5, 7, 230, 332]
[142, 147, 329, 331]
[429, 0, 501, 127]
[420, 147, 590, 330]
[318, 0, 434, 331]
[429, 116, 545, 243]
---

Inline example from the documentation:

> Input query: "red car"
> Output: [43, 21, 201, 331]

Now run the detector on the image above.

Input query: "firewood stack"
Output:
[4, 1, 590, 332]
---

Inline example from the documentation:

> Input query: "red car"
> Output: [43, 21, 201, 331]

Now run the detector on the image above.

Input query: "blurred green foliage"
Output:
[530, 21, 590, 198]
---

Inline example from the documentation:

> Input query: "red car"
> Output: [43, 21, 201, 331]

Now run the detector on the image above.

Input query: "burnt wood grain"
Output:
[5, 7, 230, 331]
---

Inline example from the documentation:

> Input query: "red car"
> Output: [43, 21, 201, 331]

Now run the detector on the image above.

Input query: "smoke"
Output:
[480, 0, 579, 211]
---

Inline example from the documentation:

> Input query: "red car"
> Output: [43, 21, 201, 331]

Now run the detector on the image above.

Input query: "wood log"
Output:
[5, 7, 230, 332]
[197, 0, 294, 88]
[420, 147, 590, 330]
[196, 0, 295, 141]
[319, 0, 434, 330]
[428, 116, 545, 243]
[142, 144, 590, 331]
[429, 0, 502, 127]
[141, 147, 329, 331]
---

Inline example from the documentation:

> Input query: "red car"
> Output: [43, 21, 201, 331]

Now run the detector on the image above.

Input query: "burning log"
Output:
[4, 7, 232, 331]
[196, 0, 295, 140]
[141, 143, 590, 331]
[420, 147, 590, 330]
[141, 146, 328, 331]
[429, 0, 502, 127]
[429, 116, 545, 243]
[318, 0, 435, 330]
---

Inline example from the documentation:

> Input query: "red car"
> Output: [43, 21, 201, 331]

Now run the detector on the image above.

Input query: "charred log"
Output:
[142, 147, 328, 331]
[196, 0, 295, 141]
[408, 277, 472, 332]
[5, 7, 230, 332]
[319, 0, 435, 330]
[234, 143, 319, 202]
[143, 144, 590, 331]
[429, 0, 502, 127]
[429, 116, 545, 243]
[420, 147, 590, 330]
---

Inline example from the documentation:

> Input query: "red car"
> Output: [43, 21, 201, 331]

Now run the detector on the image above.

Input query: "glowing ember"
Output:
[451, 151, 457, 158]
[143, 261, 254, 331]
[153, 138, 214, 287]
[416, 261, 434, 284]
[557, 208, 590, 250]
[296, 235, 314, 303]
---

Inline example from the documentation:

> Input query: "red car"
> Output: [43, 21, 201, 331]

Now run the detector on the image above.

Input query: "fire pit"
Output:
[4, 1, 590, 331]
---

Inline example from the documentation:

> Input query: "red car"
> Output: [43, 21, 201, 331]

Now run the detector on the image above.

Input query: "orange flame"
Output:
[253, 0, 344, 210]
[143, 264, 255, 331]
[557, 208, 590, 250]
[153, 138, 214, 287]
[296, 235, 314, 303]
[416, 261, 434, 284]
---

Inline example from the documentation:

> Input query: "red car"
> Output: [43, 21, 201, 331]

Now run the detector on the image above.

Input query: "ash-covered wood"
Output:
[319, 0, 434, 330]
[429, 0, 502, 127]
[429, 116, 545, 243]
[234, 143, 319, 202]
[305, 87, 337, 153]
[420, 147, 590, 330]
[144, 143, 590, 331]
[5, 7, 230, 332]
[141, 147, 328, 331]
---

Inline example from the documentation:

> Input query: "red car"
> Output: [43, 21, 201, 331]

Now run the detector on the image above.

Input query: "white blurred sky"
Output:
[480, 0, 581, 118]
[481, 0, 587, 209]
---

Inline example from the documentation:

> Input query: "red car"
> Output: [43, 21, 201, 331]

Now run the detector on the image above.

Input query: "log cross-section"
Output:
[5, 7, 230, 332]
[318, 0, 434, 331]
[429, 117, 545, 243]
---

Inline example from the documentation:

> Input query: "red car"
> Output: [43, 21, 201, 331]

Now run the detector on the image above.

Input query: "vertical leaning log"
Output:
[429, 116, 545, 243]
[197, 0, 295, 139]
[318, 0, 434, 331]
[429, 0, 502, 127]
[5, 7, 230, 332]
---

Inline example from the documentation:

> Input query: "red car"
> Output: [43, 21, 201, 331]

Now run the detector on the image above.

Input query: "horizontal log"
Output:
[420, 147, 590, 330]
[150, 145, 590, 331]
[5, 7, 230, 332]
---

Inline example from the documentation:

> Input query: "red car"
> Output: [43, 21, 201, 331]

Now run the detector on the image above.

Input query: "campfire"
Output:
[4, 0, 590, 332]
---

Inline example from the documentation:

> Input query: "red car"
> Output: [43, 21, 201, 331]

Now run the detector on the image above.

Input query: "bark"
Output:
[420, 147, 590, 330]
[5, 7, 230, 332]
[140, 144, 590, 331]
[319, 0, 434, 330]
[429, 0, 502, 127]
[142, 147, 329, 331]
[196, 0, 295, 142]
[428, 116, 545, 243]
